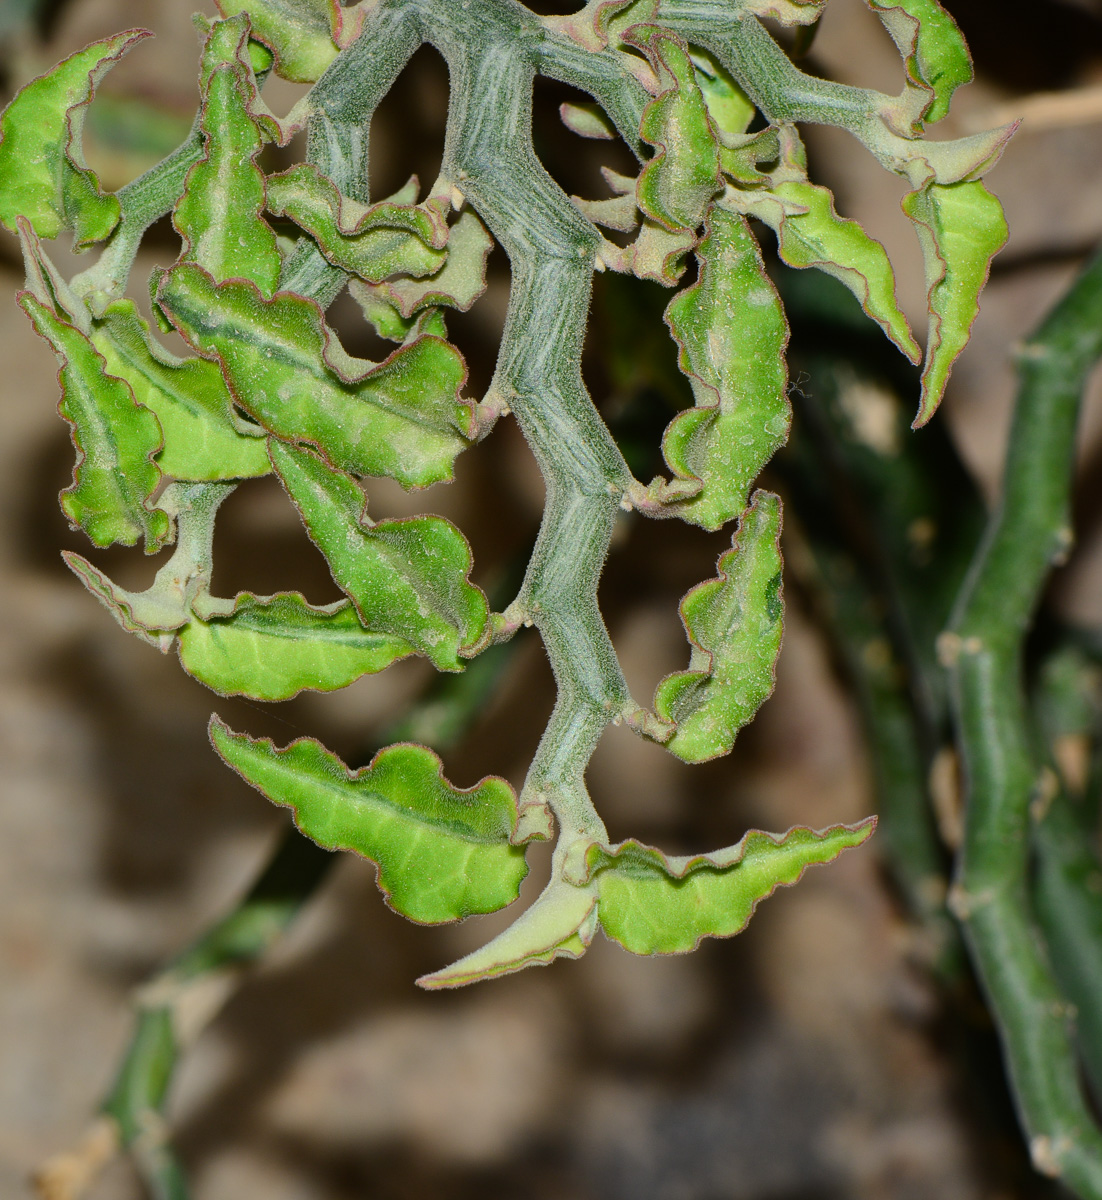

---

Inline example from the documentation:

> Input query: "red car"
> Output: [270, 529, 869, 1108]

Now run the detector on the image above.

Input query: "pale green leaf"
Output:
[214, 0, 339, 83]
[560, 100, 616, 139]
[362, 211, 493, 318]
[690, 47, 754, 140]
[736, 182, 920, 362]
[179, 592, 413, 699]
[156, 262, 474, 488]
[0, 29, 145, 244]
[656, 491, 783, 763]
[91, 299, 270, 481]
[418, 878, 598, 989]
[21, 293, 169, 550]
[270, 441, 489, 672]
[660, 207, 789, 530]
[210, 719, 530, 923]
[903, 179, 1008, 426]
[631, 219, 695, 285]
[587, 821, 876, 954]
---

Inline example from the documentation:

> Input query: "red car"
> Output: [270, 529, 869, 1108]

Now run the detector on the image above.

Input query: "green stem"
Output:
[947, 248, 1102, 1193]
[415, 0, 635, 844]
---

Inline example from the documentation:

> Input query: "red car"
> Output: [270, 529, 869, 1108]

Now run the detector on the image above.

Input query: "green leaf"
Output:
[270, 441, 489, 672]
[266, 164, 448, 283]
[214, 0, 339, 83]
[560, 100, 616, 140]
[178, 593, 413, 699]
[358, 211, 494, 319]
[656, 491, 784, 763]
[21, 293, 169, 550]
[418, 877, 598, 989]
[737, 182, 920, 363]
[631, 219, 695, 285]
[627, 26, 721, 232]
[174, 20, 281, 295]
[90, 299, 270, 481]
[156, 262, 474, 488]
[210, 719, 530, 923]
[903, 179, 1008, 426]
[869, 0, 972, 124]
[660, 207, 789, 530]
[586, 821, 876, 955]
[690, 47, 754, 140]
[0, 29, 145, 244]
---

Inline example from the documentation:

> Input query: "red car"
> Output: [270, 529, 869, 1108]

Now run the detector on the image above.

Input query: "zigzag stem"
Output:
[945, 248, 1102, 1193]
[406, 0, 640, 846]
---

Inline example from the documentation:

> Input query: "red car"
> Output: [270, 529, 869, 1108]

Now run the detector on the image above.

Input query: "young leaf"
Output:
[210, 719, 530, 923]
[587, 821, 876, 955]
[20, 293, 169, 550]
[266, 164, 447, 282]
[560, 100, 616, 140]
[737, 182, 920, 362]
[690, 47, 754, 140]
[627, 26, 721, 232]
[656, 491, 783, 763]
[214, 0, 339, 83]
[178, 593, 413, 700]
[869, 0, 972, 124]
[91, 299, 270, 481]
[270, 441, 489, 672]
[0, 29, 145, 244]
[418, 878, 599, 989]
[359, 211, 494, 318]
[903, 179, 1008, 426]
[156, 262, 473, 488]
[62, 481, 234, 647]
[660, 207, 789, 530]
[631, 220, 696, 285]
[174, 23, 281, 295]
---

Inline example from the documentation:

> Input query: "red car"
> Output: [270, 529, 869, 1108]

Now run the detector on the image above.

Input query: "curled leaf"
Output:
[266, 164, 447, 282]
[869, 0, 972, 124]
[214, 0, 339, 83]
[659, 206, 789, 530]
[627, 25, 721, 232]
[656, 491, 784, 763]
[587, 821, 876, 954]
[903, 179, 1008, 426]
[353, 210, 494, 318]
[210, 719, 531, 923]
[736, 182, 920, 362]
[418, 877, 598, 989]
[0, 29, 146, 244]
[21, 293, 169, 550]
[179, 593, 413, 699]
[270, 441, 489, 672]
[156, 262, 473, 488]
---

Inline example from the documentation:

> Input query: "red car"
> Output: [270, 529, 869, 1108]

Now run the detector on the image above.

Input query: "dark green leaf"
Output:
[270, 441, 489, 671]
[156, 262, 474, 488]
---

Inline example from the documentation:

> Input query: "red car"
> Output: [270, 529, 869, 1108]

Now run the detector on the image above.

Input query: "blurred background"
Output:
[4, 0, 1102, 1196]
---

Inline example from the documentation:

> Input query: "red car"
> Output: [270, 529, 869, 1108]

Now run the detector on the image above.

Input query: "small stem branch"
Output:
[947, 248, 1102, 1193]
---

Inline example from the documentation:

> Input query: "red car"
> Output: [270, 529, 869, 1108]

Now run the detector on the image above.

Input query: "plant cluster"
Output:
[17, 1, 1102, 1197]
